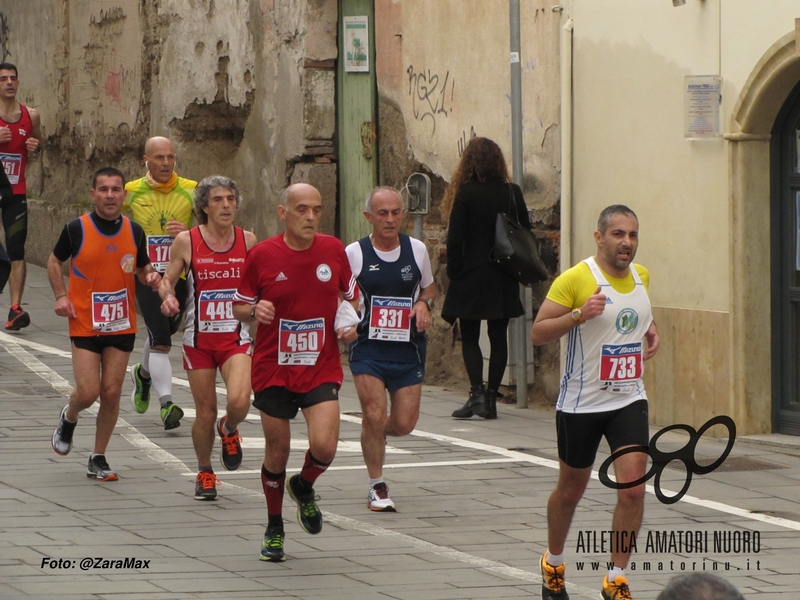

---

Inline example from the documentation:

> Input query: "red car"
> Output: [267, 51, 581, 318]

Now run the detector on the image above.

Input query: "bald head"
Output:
[280, 183, 321, 208]
[143, 137, 177, 184]
[278, 183, 323, 250]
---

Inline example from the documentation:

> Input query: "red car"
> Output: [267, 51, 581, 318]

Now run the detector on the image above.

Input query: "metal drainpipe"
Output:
[509, 0, 528, 408]
[560, 14, 574, 273]
[560, 13, 574, 377]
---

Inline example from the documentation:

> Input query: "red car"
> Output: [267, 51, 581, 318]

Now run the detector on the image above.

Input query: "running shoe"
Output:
[52, 405, 77, 456]
[160, 401, 184, 430]
[367, 482, 396, 512]
[601, 575, 632, 600]
[86, 455, 119, 482]
[5, 304, 30, 331]
[129, 363, 151, 414]
[540, 552, 570, 599]
[286, 474, 323, 534]
[216, 415, 243, 471]
[194, 471, 219, 501]
[259, 526, 286, 562]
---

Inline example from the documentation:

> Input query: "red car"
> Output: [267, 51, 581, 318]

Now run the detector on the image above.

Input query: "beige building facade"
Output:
[561, 0, 800, 436]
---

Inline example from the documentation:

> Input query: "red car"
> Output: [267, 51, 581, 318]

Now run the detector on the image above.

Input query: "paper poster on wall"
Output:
[344, 16, 369, 73]
[684, 76, 721, 139]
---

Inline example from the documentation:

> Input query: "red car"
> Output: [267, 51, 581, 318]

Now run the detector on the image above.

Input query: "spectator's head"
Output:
[657, 573, 746, 600]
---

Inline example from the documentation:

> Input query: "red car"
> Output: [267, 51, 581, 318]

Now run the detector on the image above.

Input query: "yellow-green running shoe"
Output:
[160, 401, 184, 430]
[129, 364, 151, 414]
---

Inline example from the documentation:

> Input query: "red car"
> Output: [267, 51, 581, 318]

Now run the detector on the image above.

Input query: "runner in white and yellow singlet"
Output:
[123, 136, 197, 430]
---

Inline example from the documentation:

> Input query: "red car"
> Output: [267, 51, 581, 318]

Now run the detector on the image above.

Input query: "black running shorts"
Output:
[71, 333, 136, 355]
[253, 383, 340, 420]
[556, 399, 649, 469]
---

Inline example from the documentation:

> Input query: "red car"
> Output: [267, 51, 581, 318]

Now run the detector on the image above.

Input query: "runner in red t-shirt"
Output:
[233, 183, 358, 562]
[160, 177, 257, 502]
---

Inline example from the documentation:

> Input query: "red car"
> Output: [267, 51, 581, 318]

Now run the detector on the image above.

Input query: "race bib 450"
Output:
[278, 318, 325, 365]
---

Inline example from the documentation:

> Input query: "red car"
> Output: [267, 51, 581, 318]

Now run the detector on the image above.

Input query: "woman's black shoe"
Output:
[452, 385, 489, 418]
[484, 389, 498, 419]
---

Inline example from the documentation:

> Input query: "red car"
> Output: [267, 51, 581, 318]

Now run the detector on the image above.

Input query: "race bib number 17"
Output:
[147, 235, 173, 273]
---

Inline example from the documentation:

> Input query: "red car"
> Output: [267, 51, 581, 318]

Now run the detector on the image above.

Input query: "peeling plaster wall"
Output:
[2, 0, 339, 268]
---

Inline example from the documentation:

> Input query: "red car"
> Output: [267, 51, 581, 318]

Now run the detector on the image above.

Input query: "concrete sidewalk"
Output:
[1, 264, 799, 599]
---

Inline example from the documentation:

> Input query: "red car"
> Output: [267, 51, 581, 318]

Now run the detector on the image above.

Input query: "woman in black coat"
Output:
[441, 137, 531, 419]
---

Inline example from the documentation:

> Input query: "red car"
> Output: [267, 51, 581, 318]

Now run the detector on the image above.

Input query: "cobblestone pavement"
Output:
[1, 265, 799, 599]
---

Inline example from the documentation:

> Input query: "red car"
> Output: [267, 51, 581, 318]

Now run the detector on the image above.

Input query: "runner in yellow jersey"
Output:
[124, 136, 196, 430]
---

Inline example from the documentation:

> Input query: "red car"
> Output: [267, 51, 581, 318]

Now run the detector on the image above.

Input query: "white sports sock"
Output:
[608, 566, 625, 582]
[222, 417, 236, 435]
[140, 339, 152, 378]
[369, 477, 385, 488]
[148, 350, 173, 400]
[546, 552, 564, 567]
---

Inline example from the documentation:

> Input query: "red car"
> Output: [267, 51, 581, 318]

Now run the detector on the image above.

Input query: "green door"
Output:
[338, 0, 377, 245]
[772, 80, 800, 435]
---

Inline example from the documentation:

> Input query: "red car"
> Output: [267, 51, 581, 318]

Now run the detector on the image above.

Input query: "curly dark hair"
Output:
[194, 175, 242, 224]
[441, 137, 510, 220]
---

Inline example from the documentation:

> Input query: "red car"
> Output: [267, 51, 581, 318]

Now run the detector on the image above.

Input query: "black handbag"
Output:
[489, 184, 549, 286]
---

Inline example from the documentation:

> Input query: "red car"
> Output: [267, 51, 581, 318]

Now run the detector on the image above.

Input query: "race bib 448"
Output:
[198, 289, 238, 333]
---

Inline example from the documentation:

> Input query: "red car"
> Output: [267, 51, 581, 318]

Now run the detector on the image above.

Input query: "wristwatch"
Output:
[418, 298, 434, 311]
[250, 305, 257, 319]
[571, 308, 584, 324]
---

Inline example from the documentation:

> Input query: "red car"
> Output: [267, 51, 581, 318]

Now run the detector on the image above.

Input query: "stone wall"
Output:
[1, 0, 339, 265]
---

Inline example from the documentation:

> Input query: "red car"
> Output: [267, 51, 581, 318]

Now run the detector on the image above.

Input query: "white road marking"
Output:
[182, 457, 520, 476]
[1, 333, 594, 594]
[4, 330, 800, 540]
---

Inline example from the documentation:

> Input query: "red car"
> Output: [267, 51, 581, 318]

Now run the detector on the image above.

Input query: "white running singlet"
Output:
[557, 257, 653, 414]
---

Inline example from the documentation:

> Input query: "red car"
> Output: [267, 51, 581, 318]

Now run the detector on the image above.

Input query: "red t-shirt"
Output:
[235, 233, 357, 394]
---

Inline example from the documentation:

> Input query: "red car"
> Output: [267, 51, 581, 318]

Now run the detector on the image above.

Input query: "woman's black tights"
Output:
[459, 318, 510, 391]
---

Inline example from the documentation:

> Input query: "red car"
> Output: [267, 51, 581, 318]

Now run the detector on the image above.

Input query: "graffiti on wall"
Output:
[407, 64, 454, 135]
[0, 13, 11, 63]
[457, 126, 477, 157]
